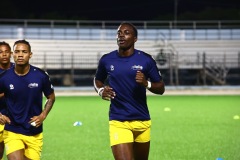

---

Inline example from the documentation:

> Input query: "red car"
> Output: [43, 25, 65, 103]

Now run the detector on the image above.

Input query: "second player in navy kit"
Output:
[0, 40, 55, 160]
[94, 22, 165, 160]
[0, 41, 14, 160]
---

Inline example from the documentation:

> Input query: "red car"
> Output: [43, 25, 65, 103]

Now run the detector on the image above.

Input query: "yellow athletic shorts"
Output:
[109, 120, 151, 146]
[0, 124, 4, 143]
[3, 130, 43, 160]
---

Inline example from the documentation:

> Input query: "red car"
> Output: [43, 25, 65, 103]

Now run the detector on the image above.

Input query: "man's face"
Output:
[116, 24, 137, 50]
[0, 45, 11, 65]
[13, 43, 32, 65]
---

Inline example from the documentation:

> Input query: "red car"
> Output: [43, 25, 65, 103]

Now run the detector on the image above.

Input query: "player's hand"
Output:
[135, 71, 147, 87]
[29, 115, 45, 128]
[0, 114, 11, 125]
[101, 86, 116, 101]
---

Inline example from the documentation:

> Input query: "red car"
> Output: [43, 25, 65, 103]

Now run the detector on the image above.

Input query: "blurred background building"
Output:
[0, 0, 239, 87]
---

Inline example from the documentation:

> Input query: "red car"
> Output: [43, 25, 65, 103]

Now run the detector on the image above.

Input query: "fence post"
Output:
[238, 52, 240, 68]
[71, 52, 75, 86]
[50, 20, 54, 40]
[44, 52, 46, 71]
[169, 53, 173, 85]
[202, 52, 206, 85]
[175, 51, 179, 85]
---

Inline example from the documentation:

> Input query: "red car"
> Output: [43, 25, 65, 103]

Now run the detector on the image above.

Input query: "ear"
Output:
[134, 37, 138, 43]
[29, 52, 33, 58]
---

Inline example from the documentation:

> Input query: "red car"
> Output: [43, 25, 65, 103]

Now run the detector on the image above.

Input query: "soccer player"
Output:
[0, 41, 14, 160]
[0, 39, 55, 160]
[93, 22, 165, 160]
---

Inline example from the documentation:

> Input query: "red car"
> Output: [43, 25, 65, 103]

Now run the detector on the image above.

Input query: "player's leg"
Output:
[3, 130, 25, 160]
[132, 120, 151, 160]
[0, 142, 4, 159]
[7, 149, 25, 160]
[111, 143, 134, 160]
[0, 124, 4, 159]
[109, 120, 134, 160]
[133, 141, 150, 160]
[24, 133, 43, 160]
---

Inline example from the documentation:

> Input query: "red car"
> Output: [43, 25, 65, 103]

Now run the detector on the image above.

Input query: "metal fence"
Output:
[1, 19, 240, 40]
[1, 19, 240, 86]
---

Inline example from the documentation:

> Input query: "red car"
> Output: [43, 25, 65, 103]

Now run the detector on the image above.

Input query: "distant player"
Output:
[0, 40, 55, 160]
[93, 22, 165, 160]
[0, 41, 14, 160]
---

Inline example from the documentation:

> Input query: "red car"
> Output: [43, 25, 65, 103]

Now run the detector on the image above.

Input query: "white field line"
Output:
[54, 87, 240, 96]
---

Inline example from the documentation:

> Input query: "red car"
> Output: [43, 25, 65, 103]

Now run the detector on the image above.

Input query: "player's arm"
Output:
[147, 80, 165, 95]
[0, 92, 11, 124]
[93, 77, 104, 93]
[136, 70, 165, 95]
[29, 92, 55, 127]
[41, 92, 55, 120]
[94, 77, 115, 100]
[0, 113, 11, 125]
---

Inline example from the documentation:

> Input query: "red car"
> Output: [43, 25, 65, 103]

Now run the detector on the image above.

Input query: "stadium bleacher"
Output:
[1, 20, 240, 86]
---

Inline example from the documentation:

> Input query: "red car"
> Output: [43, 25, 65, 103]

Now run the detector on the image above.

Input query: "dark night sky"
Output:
[0, 0, 240, 20]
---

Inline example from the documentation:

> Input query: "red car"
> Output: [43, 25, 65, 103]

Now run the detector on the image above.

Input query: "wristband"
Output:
[97, 87, 104, 96]
[146, 81, 151, 89]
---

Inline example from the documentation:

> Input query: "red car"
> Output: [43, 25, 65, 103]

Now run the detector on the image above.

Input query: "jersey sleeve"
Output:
[0, 72, 6, 94]
[42, 71, 54, 97]
[95, 56, 108, 83]
[147, 56, 163, 82]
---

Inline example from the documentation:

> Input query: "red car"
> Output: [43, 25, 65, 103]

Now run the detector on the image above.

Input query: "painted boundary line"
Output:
[54, 86, 240, 96]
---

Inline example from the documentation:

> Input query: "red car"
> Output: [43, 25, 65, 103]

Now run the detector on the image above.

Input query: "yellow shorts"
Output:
[109, 120, 151, 146]
[0, 124, 4, 143]
[3, 130, 43, 160]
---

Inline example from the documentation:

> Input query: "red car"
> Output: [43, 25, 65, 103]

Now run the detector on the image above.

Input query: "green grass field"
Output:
[5, 95, 240, 160]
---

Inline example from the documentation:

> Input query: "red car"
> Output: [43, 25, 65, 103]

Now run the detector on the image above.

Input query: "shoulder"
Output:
[0, 67, 13, 75]
[0, 70, 7, 79]
[99, 50, 117, 63]
[135, 49, 154, 60]
[101, 50, 117, 58]
[30, 65, 50, 77]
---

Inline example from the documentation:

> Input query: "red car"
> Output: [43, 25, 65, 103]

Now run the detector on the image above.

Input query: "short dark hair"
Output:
[120, 22, 138, 38]
[0, 41, 11, 51]
[13, 39, 31, 52]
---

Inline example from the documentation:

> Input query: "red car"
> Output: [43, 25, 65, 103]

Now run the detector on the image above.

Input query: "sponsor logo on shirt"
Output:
[9, 84, 14, 90]
[131, 65, 143, 70]
[28, 83, 39, 88]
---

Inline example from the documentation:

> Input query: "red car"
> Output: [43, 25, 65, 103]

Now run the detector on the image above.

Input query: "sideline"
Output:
[54, 86, 240, 96]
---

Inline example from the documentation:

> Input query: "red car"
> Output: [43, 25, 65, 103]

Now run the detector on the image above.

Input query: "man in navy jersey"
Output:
[0, 40, 55, 160]
[93, 22, 165, 160]
[0, 41, 14, 160]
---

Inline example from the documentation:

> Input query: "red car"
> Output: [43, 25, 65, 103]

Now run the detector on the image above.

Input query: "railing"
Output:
[1, 19, 240, 40]
[27, 51, 239, 70]
[1, 19, 240, 29]
[26, 52, 239, 86]
[1, 19, 240, 86]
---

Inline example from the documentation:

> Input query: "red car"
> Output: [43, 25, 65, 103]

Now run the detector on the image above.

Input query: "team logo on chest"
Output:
[28, 83, 39, 88]
[110, 65, 114, 71]
[131, 65, 143, 70]
[9, 84, 14, 90]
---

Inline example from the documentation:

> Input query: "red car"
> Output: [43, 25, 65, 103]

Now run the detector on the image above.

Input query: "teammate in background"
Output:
[0, 41, 14, 160]
[0, 40, 55, 160]
[93, 22, 165, 160]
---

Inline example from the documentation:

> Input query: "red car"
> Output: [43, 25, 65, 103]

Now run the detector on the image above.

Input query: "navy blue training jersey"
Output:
[0, 62, 14, 114]
[95, 49, 162, 121]
[0, 62, 14, 73]
[0, 65, 54, 135]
